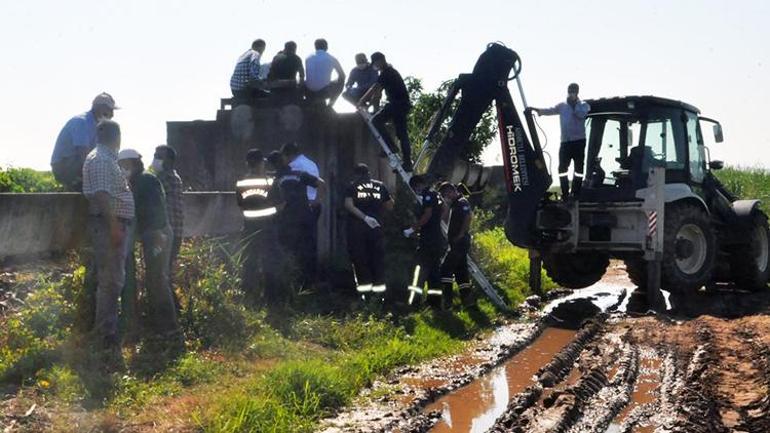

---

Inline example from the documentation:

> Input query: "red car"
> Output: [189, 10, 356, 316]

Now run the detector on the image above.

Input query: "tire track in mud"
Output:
[730, 325, 770, 433]
[487, 317, 608, 433]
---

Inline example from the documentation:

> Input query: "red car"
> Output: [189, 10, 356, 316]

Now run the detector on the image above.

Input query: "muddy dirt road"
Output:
[321, 264, 770, 433]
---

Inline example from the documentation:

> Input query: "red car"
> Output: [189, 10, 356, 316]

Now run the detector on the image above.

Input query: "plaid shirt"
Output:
[156, 169, 184, 240]
[82, 144, 135, 219]
[230, 49, 261, 91]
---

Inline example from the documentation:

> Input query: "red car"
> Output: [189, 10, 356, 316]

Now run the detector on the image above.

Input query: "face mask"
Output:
[356, 63, 368, 70]
[151, 158, 164, 172]
[121, 168, 132, 178]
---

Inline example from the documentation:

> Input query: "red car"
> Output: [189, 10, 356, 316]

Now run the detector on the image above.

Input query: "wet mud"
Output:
[320, 263, 770, 433]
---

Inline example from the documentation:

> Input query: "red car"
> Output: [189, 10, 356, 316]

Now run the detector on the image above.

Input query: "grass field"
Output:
[716, 166, 770, 213]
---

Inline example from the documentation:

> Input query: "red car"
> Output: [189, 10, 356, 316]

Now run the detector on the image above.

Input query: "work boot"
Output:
[560, 177, 570, 201]
[571, 177, 583, 199]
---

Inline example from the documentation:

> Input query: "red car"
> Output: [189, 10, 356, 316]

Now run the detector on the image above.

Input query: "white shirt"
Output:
[305, 50, 344, 91]
[289, 154, 320, 200]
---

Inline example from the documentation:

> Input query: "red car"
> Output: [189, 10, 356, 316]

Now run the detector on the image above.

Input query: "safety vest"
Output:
[235, 176, 276, 219]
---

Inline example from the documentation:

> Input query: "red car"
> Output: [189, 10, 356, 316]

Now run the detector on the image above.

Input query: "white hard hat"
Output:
[118, 149, 142, 161]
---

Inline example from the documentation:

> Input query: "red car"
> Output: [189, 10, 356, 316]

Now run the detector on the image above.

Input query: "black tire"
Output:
[729, 213, 770, 292]
[543, 253, 609, 289]
[661, 203, 716, 293]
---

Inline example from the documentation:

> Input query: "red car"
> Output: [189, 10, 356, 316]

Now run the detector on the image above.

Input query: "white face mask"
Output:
[121, 168, 132, 178]
[150, 158, 164, 172]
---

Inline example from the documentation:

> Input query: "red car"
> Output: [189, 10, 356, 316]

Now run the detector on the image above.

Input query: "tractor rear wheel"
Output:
[543, 253, 609, 289]
[729, 214, 770, 292]
[661, 203, 716, 294]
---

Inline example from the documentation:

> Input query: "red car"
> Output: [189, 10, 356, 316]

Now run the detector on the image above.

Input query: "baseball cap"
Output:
[92, 92, 120, 110]
[118, 149, 142, 161]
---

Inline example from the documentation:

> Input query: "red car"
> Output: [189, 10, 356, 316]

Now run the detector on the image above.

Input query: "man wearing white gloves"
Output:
[344, 164, 393, 299]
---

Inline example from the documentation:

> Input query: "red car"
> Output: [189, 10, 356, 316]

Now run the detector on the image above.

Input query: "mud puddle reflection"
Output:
[424, 327, 577, 433]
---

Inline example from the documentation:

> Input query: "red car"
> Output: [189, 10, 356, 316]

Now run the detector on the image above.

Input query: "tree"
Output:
[405, 77, 497, 165]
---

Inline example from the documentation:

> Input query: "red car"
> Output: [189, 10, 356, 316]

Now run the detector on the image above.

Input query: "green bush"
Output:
[473, 226, 555, 305]
[0, 272, 79, 383]
[0, 167, 63, 192]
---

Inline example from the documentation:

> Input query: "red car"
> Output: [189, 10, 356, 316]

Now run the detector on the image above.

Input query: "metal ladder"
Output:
[357, 107, 510, 311]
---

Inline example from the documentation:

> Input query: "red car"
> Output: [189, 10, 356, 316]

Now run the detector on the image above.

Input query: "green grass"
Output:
[0, 214, 551, 432]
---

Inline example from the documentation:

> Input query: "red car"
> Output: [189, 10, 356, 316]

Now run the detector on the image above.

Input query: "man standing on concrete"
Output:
[117, 149, 181, 347]
[266, 151, 326, 291]
[81, 119, 134, 366]
[51, 93, 118, 191]
[358, 52, 414, 172]
[150, 145, 184, 278]
[230, 39, 266, 101]
[268, 41, 305, 85]
[282, 142, 321, 280]
[404, 175, 446, 307]
[533, 83, 591, 199]
[236, 149, 280, 304]
[304, 38, 345, 106]
[344, 163, 394, 300]
[438, 182, 474, 309]
[342, 53, 379, 107]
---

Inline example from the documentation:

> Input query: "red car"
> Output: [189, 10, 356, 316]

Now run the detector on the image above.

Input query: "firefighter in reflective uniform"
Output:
[438, 182, 475, 308]
[404, 175, 446, 307]
[344, 164, 394, 301]
[266, 151, 326, 291]
[235, 149, 277, 304]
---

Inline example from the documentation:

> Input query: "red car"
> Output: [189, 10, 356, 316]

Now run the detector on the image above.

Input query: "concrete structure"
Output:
[0, 192, 241, 260]
[1, 101, 399, 264]
[167, 100, 398, 261]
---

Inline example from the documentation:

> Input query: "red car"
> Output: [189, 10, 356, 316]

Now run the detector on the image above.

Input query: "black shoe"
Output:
[402, 162, 414, 173]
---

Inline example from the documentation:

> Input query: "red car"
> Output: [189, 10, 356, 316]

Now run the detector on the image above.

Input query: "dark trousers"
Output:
[558, 139, 586, 197]
[279, 218, 316, 290]
[242, 218, 283, 305]
[372, 102, 412, 169]
[347, 219, 385, 286]
[305, 80, 344, 106]
[51, 156, 84, 192]
[417, 240, 446, 306]
[440, 239, 471, 306]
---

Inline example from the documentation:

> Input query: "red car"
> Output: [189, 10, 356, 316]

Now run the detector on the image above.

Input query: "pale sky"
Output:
[1, 0, 768, 173]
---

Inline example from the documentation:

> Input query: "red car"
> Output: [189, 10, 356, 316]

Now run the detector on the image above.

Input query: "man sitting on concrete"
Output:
[230, 39, 267, 101]
[268, 41, 305, 85]
[117, 149, 182, 349]
[51, 93, 119, 191]
[304, 38, 345, 106]
[81, 119, 134, 368]
[343, 53, 379, 107]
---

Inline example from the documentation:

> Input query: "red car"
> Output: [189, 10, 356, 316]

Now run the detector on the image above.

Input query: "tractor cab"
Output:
[579, 96, 721, 203]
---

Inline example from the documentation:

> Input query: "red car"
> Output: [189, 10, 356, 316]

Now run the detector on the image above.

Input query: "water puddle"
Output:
[424, 327, 577, 433]
[606, 352, 662, 433]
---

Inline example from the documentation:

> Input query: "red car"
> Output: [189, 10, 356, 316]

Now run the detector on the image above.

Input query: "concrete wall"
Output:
[167, 103, 399, 261]
[0, 192, 242, 260]
[1, 103, 398, 263]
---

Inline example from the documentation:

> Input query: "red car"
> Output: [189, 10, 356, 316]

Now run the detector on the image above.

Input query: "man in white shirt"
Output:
[304, 38, 346, 106]
[282, 142, 321, 282]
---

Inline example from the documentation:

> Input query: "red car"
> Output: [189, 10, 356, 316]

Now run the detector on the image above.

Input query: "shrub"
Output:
[0, 167, 63, 192]
[472, 227, 555, 305]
